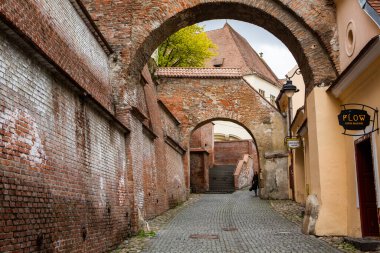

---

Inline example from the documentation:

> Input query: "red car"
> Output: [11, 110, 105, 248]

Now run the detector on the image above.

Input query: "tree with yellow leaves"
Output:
[158, 25, 217, 67]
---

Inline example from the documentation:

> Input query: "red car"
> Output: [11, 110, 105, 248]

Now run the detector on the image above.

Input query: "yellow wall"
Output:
[301, 0, 380, 237]
[335, 0, 380, 237]
[339, 56, 380, 237]
[307, 57, 380, 237]
[304, 133, 311, 199]
[288, 65, 305, 116]
[336, 0, 379, 71]
[307, 88, 348, 235]
[291, 110, 307, 204]
[294, 146, 306, 203]
[286, 0, 379, 237]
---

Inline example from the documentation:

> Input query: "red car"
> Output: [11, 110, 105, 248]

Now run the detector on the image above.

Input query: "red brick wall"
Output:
[0, 0, 113, 112]
[214, 140, 254, 165]
[0, 31, 132, 252]
[0, 0, 316, 250]
[165, 144, 186, 207]
[190, 123, 214, 166]
[0, 16, 188, 252]
[159, 92, 187, 209]
[141, 69, 168, 219]
[141, 66, 187, 218]
[190, 128, 202, 148]
[142, 134, 157, 219]
[189, 123, 214, 193]
[190, 152, 210, 193]
[157, 76, 289, 199]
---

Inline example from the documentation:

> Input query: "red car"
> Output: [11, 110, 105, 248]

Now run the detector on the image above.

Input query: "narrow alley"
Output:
[140, 191, 339, 253]
[1, 1, 380, 252]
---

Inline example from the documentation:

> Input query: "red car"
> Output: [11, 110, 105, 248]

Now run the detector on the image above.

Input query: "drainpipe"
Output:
[288, 97, 295, 200]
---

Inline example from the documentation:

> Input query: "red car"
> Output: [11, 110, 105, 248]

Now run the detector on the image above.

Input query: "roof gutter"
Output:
[359, 0, 380, 27]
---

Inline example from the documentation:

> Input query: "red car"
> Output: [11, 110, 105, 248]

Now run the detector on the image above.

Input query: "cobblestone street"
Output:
[135, 191, 341, 253]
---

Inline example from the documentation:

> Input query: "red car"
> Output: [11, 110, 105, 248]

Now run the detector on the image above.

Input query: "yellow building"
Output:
[279, 0, 380, 238]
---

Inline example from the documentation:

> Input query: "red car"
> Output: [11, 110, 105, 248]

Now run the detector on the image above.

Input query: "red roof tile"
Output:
[155, 67, 242, 78]
[205, 23, 281, 87]
[368, 0, 380, 15]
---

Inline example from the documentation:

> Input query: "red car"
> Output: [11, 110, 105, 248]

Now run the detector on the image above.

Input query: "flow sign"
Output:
[338, 109, 370, 130]
[337, 104, 378, 136]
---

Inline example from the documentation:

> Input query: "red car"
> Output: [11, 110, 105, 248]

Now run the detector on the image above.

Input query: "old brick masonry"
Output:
[0, 1, 186, 252]
[0, 0, 340, 252]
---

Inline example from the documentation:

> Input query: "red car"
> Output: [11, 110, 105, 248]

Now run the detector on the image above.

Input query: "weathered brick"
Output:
[82, 0, 338, 93]
[157, 76, 289, 199]
[0, 0, 343, 251]
[0, 26, 132, 251]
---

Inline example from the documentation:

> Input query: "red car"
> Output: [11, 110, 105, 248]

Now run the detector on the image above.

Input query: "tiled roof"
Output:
[155, 67, 242, 78]
[205, 23, 281, 87]
[368, 0, 380, 15]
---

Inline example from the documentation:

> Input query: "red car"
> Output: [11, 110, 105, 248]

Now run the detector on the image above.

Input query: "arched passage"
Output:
[83, 0, 338, 93]
[157, 73, 288, 199]
[192, 117, 257, 141]
[189, 118, 260, 194]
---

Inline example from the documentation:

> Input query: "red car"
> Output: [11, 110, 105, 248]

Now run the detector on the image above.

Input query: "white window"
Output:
[270, 95, 276, 104]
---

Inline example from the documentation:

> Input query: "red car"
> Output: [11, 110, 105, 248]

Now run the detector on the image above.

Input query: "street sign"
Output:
[285, 137, 301, 149]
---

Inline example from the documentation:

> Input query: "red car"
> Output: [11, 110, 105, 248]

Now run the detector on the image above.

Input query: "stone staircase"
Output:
[208, 165, 235, 193]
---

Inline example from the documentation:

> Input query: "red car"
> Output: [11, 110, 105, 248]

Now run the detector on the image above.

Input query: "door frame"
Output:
[354, 134, 379, 237]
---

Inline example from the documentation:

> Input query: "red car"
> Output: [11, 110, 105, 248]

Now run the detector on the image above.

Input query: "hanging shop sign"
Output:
[338, 104, 378, 136]
[284, 137, 301, 149]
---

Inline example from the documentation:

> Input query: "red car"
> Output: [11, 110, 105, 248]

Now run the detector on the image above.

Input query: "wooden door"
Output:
[355, 137, 379, 237]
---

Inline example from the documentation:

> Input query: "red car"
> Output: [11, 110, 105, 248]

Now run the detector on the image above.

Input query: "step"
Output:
[344, 237, 380, 251]
[208, 164, 235, 193]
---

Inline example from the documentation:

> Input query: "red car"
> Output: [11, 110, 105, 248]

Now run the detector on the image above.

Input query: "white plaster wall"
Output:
[213, 121, 252, 140]
[243, 74, 280, 102]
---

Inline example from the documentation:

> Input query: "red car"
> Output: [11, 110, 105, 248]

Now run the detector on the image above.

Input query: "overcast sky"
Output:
[198, 19, 297, 79]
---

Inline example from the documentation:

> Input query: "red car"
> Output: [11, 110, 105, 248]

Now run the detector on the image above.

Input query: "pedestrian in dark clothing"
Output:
[249, 172, 259, 197]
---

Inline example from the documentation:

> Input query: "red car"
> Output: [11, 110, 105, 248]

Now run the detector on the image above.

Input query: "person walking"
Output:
[249, 172, 259, 197]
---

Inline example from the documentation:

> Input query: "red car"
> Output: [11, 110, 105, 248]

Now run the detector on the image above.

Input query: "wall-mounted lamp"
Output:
[282, 67, 301, 201]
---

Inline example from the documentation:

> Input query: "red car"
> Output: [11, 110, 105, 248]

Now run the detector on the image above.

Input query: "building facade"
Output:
[285, 0, 380, 237]
[204, 24, 283, 138]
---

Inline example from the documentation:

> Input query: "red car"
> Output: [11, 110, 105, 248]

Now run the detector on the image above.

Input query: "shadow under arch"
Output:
[128, 1, 337, 91]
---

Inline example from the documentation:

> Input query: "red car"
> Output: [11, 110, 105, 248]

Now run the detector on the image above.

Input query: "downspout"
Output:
[359, 0, 380, 28]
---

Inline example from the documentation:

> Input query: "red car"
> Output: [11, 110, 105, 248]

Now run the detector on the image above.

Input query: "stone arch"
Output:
[83, 0, 339, 91]
[157, 76, 289, 198]
[191, 117, 257, 143]
[189, 117, 261, 193]
[191, 117, 260, 167]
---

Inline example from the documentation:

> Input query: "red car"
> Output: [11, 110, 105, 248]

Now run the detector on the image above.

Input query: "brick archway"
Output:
[157, 75, 289, 199]
[83, 0, 338, 92]
[190, 117, 260, 168]
[189, 118, 260, 194]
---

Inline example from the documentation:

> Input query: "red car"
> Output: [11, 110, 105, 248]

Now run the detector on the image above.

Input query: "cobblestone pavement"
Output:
[112, 195, 201, 253]
[271, 200, 375, 253]
[141, 191, 341, 253]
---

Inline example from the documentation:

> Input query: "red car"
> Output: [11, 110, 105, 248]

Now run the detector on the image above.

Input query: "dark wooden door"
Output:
[355, 137, 379, 237]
